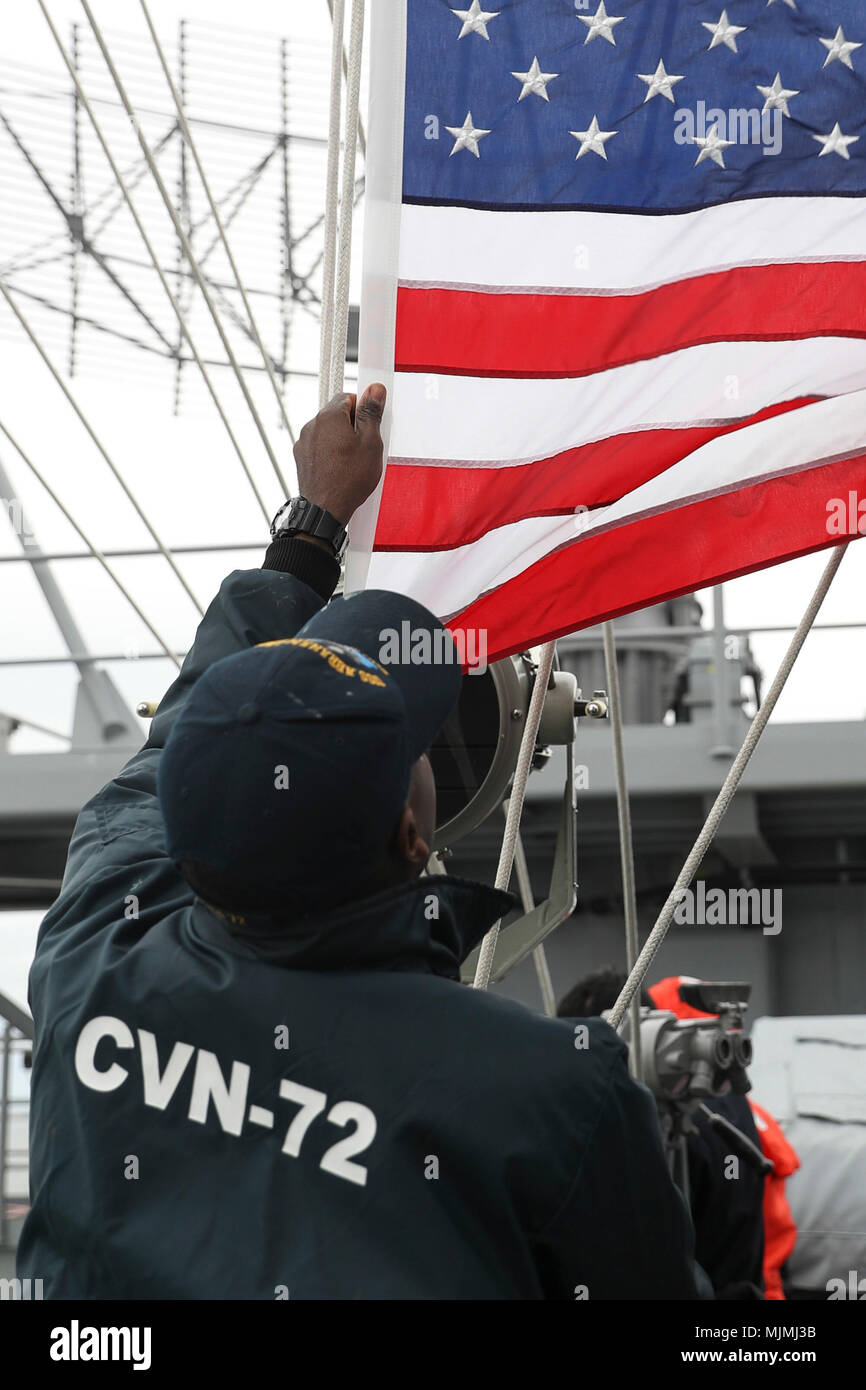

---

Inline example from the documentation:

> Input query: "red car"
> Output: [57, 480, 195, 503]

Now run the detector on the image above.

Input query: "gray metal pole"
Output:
[0, 650, 184, 667]
[0, 995, 34, 1039]
[0, 453, 137, 742]
[712, 585, 734, 758]
[0, 454, 90, 676]
[69, 21, 82, 377]
[172, 18, 189, 417]
[0, 1021, 9, 1248]
[602, 621, 642, 1080]
[279, 36, 293, 410]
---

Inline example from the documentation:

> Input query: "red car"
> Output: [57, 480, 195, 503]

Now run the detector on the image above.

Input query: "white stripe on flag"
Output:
[399, 197, 866, 294]
[369, 389, 866, 616]
[388, 338, 866, 465]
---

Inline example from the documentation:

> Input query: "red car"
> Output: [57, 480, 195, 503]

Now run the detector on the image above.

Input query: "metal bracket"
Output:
[460, 741, 578, 984]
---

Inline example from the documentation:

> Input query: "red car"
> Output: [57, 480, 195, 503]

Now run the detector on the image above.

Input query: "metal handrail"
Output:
[0, 993, 33, 1040]
[0, 1018, 31, 1246]
[0, 541, 264, 563]
[0, 621, 862, 670]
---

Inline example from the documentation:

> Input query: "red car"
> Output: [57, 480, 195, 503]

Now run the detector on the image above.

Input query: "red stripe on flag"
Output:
[374, 397, 818, 551]
[447, 453, 866, 664]
[395, 262, 866, 378]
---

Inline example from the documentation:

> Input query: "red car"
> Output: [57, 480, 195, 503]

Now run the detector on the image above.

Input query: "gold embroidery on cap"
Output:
[255, 637, 386, 685]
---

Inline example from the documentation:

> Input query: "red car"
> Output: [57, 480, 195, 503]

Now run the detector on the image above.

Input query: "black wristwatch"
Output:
[270, 497, 349, 559]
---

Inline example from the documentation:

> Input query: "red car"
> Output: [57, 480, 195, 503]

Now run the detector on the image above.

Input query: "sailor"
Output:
[20, 387, 701, 1300]
[647, 976, 799, 1301]
[559, 968, 792, 1299]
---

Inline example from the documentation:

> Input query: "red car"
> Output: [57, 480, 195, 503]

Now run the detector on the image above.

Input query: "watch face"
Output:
[270, 500, 298, 536]
[271, 497, 347, 555]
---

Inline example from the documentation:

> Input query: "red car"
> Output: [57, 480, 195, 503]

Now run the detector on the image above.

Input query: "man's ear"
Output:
[395, 804, 430, 871]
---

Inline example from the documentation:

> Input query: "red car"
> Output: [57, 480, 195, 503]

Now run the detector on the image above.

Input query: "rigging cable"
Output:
[0, 421, 182, 667]
[0, 280, 203, 617]
[36, 0, 272, 526]
[80, 0, 287, 499]
[139, 0, 296, 453]
[607, 543, 850, 1032]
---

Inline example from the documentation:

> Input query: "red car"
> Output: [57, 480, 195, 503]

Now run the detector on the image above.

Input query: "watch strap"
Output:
[270, 497, 348, 558]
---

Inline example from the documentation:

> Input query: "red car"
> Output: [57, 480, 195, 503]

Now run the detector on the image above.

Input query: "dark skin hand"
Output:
[293, 384, 387, 551]
[289, 383, 434, 877]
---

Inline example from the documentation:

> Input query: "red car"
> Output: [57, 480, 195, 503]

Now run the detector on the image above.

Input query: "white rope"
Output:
[80, 0, 286, 498]
[602, 621, 642, 1077]
[37, 0, 271, 526]
[139, 0, 296, 458]
[319, 0, 345, 408]
[473, 641, 557, 989]
[607, 544, 849, 1032]
[329, 0, 365, 400]
[0, 422, 181, 668]
[0, 279, 203, 618]
[512, 823, 556, 1017]
[326, 0, 367, 156]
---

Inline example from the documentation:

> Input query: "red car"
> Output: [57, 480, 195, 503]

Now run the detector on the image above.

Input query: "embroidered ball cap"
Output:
[158, 589, 463, 914]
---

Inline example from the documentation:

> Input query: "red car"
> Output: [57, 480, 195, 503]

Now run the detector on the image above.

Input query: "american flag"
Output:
[350, 0, 866, 663]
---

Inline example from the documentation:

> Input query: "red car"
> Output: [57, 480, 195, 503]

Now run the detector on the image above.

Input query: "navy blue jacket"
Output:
[19, 559, 700, 1300]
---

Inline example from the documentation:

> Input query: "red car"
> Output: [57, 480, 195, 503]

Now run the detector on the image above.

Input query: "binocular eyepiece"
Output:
[708, 1030, 752, 1071]
[614, 983, 755, 1102]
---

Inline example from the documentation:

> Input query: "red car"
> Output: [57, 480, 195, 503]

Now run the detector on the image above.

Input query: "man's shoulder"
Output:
[413, 975, 627, 1084]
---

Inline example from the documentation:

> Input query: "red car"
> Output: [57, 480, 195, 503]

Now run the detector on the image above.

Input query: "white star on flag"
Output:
[570, 116, 618, 160]
[702, 10, 747, 52]
[693, 122, 736, 167]
[579, 2, 626, 46]
[756, 73, 799, 117]
[813, 122, 859, 159]
[767, 0, 796, 8]
[637, 60, 685, 103]
[445, 111, 492, 157]
[450, 2, 501, 41]
[511, 57, 559, 102]
[819, 26, 862, 70]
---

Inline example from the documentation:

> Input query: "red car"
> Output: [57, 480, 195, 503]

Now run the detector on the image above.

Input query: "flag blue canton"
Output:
[403, 0, 866, 209]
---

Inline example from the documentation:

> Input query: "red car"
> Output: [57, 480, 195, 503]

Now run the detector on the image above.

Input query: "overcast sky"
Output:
[0, 0, 353, 1008]
[1, 0, 865, 1012]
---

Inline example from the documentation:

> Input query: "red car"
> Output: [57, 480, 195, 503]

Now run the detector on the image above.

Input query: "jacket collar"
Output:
[189, 875, 516, 981]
